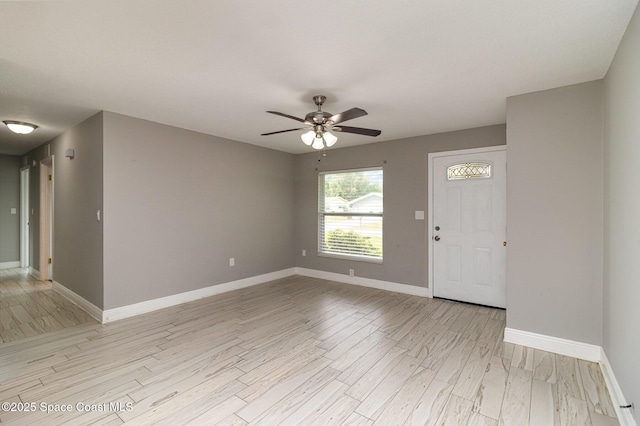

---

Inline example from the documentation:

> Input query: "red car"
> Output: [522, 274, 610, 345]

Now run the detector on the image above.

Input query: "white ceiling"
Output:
[0, 0, 637, 156]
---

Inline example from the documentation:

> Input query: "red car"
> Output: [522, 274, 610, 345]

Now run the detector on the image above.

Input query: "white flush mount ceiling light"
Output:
[3, 120, 38, 134]
[261, 95, 381, 150]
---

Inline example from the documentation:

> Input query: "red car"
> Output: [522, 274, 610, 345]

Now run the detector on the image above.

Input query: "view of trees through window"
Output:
[324, 172, 382, 200]
[319, 169, 383, 259]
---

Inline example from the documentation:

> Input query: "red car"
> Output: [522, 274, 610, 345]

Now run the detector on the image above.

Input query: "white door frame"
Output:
[39, 156, 54, 280]
[427, 145, 506, 299]
[20, 167, 30, 268]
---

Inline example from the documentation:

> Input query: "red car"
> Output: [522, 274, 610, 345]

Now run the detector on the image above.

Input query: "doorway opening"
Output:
[20, 167, 30, 268]
[39, 157, 54, 281]
[428, 146, 507, 308]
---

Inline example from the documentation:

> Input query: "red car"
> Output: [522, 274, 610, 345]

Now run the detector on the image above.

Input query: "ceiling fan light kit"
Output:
[323, 131, 337, 147]
[301, 130, 315, 146]
[262, 95, 381, 150]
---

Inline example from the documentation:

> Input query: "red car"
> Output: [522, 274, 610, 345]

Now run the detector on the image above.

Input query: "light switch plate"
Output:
[415, 210, 425, 220]
[10, 208, 17, 215]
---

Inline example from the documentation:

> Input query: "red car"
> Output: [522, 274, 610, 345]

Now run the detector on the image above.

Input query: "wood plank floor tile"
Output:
[435, 394, 473, 425]
[346, 348, 408, 401]
[468, 411, 499, 426]
[462, 312, 491, 341]
[473, 355, 509, 420]
[578, 359, 617, 418]
[421, 330, 464, 371]
[343, 412, 375, 426]
[452, 343, 493, 400]
[533, 349, 557, 383]
[558, 392, 592, 426]
[529, 379, 558, 426]
[355, 354, 421, 420]
[448, 305, 478, 333]
[302, 394, 361, 426]
[235, 348, 327, 402]
[434, 337, 475, 385]
[373, 367, 436, 425]
[236, 357, 332, 423]
[511, 344, 535, 371]
[589, 411, 620, 426]
[249, 366, 343, 425]
[183, 396, 247, 426]
[337, 341, 402, 386]
[330, 331, 392, 372]
[556, 354, 586, 400]
[276, 380, 349, 425]
[0, 271, 621, 425]
[499, 367, 532, 425]
[405, 378, 453, 426]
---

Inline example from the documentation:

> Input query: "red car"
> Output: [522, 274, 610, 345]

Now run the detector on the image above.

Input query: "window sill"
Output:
[318, 252, 383, 264]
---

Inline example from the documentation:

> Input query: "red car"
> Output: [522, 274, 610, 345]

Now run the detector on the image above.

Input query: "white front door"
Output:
[431, 147, 506, 308]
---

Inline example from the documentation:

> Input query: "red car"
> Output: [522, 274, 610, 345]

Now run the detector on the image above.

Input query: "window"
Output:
[447, 162, 492, 180]
[318, 168, 383, 262]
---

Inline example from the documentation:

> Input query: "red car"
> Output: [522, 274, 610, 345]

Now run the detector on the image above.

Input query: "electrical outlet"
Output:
[302, 249, 306, 256]
[349, 269, 354, 277]
[229, 258, 235, 267]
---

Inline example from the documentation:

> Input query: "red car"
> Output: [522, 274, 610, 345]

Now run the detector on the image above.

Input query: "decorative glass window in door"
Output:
[447, 162, 492, 180]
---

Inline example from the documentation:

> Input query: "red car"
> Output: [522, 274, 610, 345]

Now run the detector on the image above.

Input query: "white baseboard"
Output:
[294, 267, 431, 297]
[102, 267, 429, 323]
[102, 268, 296, 323]
[29, 267, 40, 280]
[0, 261, 21, 270]
[503, 327, 601, 362]
[600, 349, 637, 426]
[52, 280, 103, 323]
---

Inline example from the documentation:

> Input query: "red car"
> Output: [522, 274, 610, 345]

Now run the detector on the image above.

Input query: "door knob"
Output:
[434, 236, 440, 241]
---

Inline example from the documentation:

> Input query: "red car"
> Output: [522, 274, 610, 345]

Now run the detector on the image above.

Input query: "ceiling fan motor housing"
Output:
[305, 111, 333, 125]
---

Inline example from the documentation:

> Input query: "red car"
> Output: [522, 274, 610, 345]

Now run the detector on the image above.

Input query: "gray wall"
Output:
[0, 154, 21, 263]
[25, 112, 104, 308]
[294, 125, 506, 287]
[102, 112, 295, 309]
[506, 81, 604, 345]
[604, 3, 640, 421]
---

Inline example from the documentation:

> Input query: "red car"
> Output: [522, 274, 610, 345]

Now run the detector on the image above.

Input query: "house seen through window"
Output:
[318, 168, 383, 261]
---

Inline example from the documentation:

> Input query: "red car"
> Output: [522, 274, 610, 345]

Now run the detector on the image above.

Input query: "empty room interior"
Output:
[0, 1, 639, 425]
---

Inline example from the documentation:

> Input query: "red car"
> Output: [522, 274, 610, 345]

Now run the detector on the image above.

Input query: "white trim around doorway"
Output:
[427, 145, 507, 299]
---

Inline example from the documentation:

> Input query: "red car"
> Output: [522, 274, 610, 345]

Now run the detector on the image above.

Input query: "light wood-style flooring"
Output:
[0, 272, 618, 425]
[0, 269, 96, 344]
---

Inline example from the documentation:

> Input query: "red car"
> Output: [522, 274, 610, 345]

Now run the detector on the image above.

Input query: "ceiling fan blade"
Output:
[328, 108, 368, 125]
[261, 128, 305, 136]
[266, 111, 307, 123]
[334, 126, 381, 137]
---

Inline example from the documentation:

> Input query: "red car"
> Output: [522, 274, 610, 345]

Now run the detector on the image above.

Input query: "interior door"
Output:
[432, 148, 506, 308]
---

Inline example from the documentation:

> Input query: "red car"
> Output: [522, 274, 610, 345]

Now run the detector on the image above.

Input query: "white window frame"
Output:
[318, 166, 383, 263]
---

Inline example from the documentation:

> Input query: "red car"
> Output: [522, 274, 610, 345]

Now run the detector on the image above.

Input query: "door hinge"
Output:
[503, 241, 507, 247]
[48, 174, 52, 180]
[48, 257, 52, 264]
